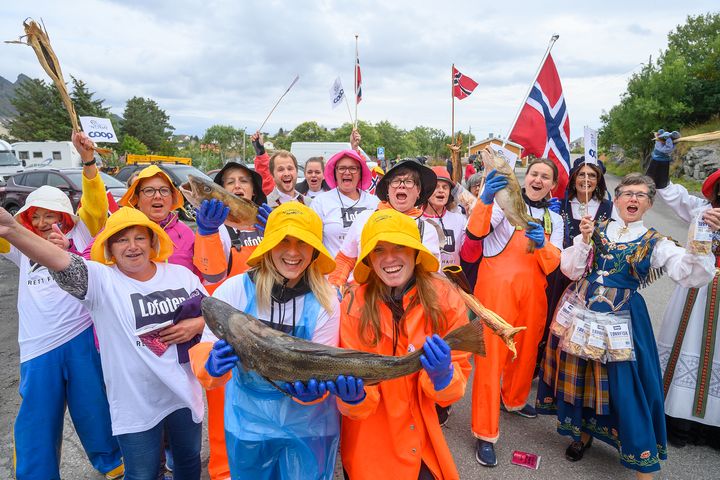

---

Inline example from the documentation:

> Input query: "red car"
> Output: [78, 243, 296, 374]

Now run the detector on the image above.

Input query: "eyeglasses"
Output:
[389, 178, 417, 188]
[617, 191, 650, 200]
[336, 166, 360, 174]
[139, 186, 173, 198]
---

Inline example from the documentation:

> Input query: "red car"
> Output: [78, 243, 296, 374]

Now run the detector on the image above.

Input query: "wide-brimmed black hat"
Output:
[213, 162, 266, 206]
[375, 159, 437, 206]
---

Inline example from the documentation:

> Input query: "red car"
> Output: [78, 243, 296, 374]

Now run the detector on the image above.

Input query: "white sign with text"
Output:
[79, 116, 119, 143]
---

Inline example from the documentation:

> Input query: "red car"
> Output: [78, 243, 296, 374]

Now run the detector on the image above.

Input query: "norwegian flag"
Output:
[355, 57, 362, 103]
[509, 53, 571, 197]
[452, 66, 478, 100]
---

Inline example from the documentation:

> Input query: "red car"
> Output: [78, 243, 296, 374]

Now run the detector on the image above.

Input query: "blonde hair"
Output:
[358, 266, 446, 347]
[253, 253, 334, 314]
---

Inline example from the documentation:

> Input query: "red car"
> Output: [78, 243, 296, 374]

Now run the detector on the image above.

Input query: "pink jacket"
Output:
[82, 212, 199, 276]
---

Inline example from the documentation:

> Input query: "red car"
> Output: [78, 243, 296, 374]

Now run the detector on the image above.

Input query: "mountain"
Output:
[0, 74, 32, 120]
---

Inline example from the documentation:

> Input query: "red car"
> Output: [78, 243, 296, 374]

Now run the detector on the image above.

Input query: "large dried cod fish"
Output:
[6, 19, 111, 155]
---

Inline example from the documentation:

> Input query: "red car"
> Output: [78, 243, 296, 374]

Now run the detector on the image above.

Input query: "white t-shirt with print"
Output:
[201, 272, 340, 347]
[2, 220, 95, 362]
[310, 189, 380, 258]
[82, 261, 206, 435]
[422, 210, 467, 268]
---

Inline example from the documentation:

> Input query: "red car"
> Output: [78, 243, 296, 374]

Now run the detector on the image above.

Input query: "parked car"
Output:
[0, 168, 128, 216]
[115, 163, 212, 221]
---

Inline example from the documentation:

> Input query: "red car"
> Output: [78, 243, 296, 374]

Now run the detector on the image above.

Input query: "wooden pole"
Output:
[502, 34, 559, 148]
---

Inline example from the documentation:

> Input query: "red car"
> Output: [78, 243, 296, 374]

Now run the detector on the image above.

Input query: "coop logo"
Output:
[131, 288, 188, 329]
[332, 88, 345, 106]
[88, 131, 115, 140]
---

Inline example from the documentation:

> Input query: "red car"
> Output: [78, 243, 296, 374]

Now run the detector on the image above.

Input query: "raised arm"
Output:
[0, 207, 71, 272]
[72, 131, 109, 236]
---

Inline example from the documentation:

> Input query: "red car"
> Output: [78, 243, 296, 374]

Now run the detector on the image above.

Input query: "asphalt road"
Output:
[1, 174, 719, 479]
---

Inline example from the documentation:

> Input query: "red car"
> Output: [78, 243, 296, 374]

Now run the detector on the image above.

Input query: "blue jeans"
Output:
[116, 408, 201, 480]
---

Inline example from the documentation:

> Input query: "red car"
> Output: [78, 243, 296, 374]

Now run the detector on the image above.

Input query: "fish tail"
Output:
[500, 325, 526, 343]
[443, 320, 486, 356]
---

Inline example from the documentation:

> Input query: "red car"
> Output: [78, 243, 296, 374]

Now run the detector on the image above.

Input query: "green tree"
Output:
[203, 125, 243, 161]
[7, 79, 73, 141]
[71, 77, 110, 118]
[120, 96, 174, 152]
[118, 135, 148, 155]
[331, 121, 380, 157]
[288, 121, 331, 143]
[665, 13, 720, 122]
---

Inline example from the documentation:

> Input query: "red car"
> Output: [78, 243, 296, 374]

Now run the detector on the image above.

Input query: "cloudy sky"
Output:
[1, 1, 716, 142]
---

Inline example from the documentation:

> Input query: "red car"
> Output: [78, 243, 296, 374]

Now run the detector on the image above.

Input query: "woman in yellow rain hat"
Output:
[331, 209, 482, 480]
[0, 205, 208, 479]
[191, 202, 348, 479]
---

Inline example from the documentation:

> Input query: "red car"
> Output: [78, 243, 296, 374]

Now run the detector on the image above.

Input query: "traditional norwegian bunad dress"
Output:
[537, 219, 715, 473]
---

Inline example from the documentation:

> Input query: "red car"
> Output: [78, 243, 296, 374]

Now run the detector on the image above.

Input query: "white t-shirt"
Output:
[202, 272, 340, 346]
[338, 208, 441, 282]
[422, 210, 467, 268]
[310, 188, 380, 258]
[2, 221, 95, 362]
[82, 261, 206, 435]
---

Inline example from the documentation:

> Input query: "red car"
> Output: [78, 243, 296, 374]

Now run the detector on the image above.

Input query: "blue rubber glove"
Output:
[525, 221, 546, 248]
[547, 197, 561, 214]
[254, 203, 273, 233]
[205, 340, 239, 377]
[480, 169, 508, 205]
[420, 334, 454, 391]
[327, 375, 366, 404]
[196, 199, 230, 236]
[282, 379, 327, 402]
[651, 129, 680, 162]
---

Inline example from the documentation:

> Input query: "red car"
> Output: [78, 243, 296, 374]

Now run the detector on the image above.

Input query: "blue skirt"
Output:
[537, 291, 668, 473]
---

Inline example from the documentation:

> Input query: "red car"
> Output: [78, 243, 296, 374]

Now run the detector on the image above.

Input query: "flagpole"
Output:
[451, 63, 455, 143]
[344, 92, 354, 126]
[354, 34, 359, 129]
[502, 34, 559, 148]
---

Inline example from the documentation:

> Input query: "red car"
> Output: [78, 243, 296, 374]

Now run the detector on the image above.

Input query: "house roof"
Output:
[469, 137, 524, 150]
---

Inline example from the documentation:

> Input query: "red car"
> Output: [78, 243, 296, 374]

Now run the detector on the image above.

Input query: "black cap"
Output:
[213, 162, 267, 206]
[375, 158, 437, 206]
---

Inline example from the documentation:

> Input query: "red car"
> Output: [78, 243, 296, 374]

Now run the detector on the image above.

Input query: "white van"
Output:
[290, 142, 372, 167]
[12, 141, 83, 170]
[0, 140, 25, 179]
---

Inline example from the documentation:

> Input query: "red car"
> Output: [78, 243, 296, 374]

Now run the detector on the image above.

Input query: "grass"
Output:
[606, 157, 703, 193]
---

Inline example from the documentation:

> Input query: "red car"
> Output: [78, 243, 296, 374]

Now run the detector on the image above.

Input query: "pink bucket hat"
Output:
[324, 149, 373, 190]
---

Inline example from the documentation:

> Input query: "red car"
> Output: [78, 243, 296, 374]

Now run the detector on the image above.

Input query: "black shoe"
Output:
[475, 440, 498, 467]
[436, 405, 452, 427]
[565, 436, 593, 461]
[501, 403, 537, 418]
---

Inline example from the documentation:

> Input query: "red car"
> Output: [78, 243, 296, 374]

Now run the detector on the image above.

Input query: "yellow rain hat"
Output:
[119, 165, 184, 211]
[354, 209, 438, 284]
[247, 202, 336, 275]
[90, 207, 174, 265]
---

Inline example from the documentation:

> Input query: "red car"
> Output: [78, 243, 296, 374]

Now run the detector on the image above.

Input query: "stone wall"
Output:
[681, 143, 720, 181]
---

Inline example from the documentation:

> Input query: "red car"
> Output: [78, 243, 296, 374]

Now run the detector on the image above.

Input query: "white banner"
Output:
[79, 116, 119, 143]
[584, 126, 598, 165]
[329, 77, 345, 109]
[489, 142, 518, 167]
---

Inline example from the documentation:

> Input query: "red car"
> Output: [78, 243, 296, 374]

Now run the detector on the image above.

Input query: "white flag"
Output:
[489, 142, 518, 167]
[584, 126, 598, 165]
[329, 77, 345, 109]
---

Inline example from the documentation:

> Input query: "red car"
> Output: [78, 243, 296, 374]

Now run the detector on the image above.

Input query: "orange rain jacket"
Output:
[337, 277, 472, 480]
